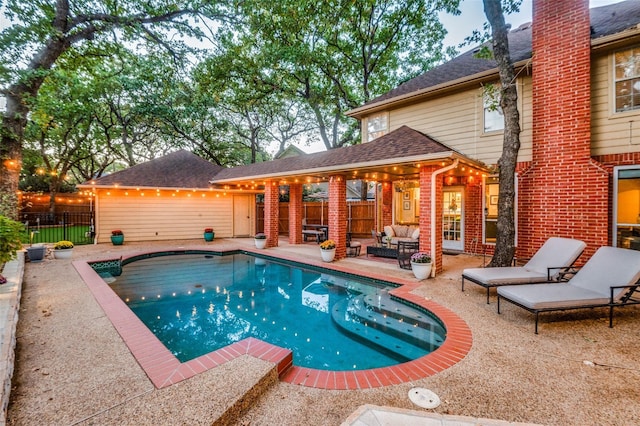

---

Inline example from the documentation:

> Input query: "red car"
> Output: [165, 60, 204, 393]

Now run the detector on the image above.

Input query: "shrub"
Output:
[254, 233, 266, 239]
[0, 215, 24, 264]
[111, 230, 123, 236]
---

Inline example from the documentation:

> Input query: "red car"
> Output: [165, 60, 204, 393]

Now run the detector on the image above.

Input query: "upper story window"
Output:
[483, 87, 504, 132]
[614, 46, 640, 112]
[367, 113, 388, 141]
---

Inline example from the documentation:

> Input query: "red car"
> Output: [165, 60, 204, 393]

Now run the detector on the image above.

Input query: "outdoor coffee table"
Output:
[366, 245, 398, 259]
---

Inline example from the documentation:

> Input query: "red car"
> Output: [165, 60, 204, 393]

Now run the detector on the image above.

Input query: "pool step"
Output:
[362, 293, 446, 336]
[331, 294, 446, 360]
[347, 296, 445, 350]
[331, 299, 430, 361]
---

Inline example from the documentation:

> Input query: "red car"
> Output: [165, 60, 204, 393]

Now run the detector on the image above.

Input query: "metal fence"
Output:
[22, 211, 95, 245]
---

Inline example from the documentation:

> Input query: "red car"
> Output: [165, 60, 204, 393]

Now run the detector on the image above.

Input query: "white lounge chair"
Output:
[497, 246, 640, 333]
[461, 237, 587, 303]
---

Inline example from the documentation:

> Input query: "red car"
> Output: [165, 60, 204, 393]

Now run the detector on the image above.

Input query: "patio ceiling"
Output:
[209, 126, 490, 190]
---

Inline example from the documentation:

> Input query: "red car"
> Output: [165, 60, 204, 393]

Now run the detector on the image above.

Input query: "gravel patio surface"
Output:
[6, 239, 640, 425]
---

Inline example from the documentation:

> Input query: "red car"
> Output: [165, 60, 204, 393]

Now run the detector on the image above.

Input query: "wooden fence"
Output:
[257, 201, 375, 237]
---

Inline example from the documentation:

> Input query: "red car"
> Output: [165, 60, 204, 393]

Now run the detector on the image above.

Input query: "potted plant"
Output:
[203, 228, 215, 242]
[110, 230, 124, 245]
[254, 233, 267, 249]
[53, 240, 74, 259]
[319, 239, 336, 262]
[410, 252, 432, 280]
[25, 231, 46, 262]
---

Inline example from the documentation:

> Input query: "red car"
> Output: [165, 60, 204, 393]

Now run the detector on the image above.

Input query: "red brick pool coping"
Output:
[73, 247, 472, 390]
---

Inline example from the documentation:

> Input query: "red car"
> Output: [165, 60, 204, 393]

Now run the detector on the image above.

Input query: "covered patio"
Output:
[211, 126, 490, 275]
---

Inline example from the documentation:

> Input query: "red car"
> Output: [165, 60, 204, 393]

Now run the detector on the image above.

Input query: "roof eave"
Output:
[210, 151, 489, 185]
[345, 59, 532, 119]
[591, 27, 640, 50]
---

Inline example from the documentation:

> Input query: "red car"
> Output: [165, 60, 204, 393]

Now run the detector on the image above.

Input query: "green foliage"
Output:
[0, 215, 25, 264]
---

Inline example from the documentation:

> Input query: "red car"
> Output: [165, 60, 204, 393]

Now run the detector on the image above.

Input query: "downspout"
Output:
[430, 159, 459, 277]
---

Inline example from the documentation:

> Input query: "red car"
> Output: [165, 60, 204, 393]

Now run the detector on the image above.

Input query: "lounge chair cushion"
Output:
[498, 246, 640, 309]
[523, 237, 587, 276]
[498, 283, 610, 310]
[566, 246, 640, 298]
[462, 266, 549, 285]
[463, 237, 586, 286]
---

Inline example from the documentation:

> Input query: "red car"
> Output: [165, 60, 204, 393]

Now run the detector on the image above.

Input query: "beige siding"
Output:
[95, 190, 248, 243]
[374, 77, 533, 166]
[591, 51, 640, 156]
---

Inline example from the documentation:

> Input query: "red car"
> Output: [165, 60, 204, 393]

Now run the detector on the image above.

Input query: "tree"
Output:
[483, 0, 521, 267]
[235, 0, 458, 150]
[0, 0, 229, 218]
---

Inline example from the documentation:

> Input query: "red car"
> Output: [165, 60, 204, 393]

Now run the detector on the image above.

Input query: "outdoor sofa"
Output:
[461, 237, 587, 303]
[497, 246, 640, 333]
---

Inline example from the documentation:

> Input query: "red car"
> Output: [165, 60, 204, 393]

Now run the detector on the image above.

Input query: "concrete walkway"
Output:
[4, 239, 640, 425]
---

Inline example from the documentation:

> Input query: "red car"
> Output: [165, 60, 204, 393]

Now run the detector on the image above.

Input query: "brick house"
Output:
[211, 0, 640, 275]
[343, 0, 640, 271]
[84, 1, 640, 277]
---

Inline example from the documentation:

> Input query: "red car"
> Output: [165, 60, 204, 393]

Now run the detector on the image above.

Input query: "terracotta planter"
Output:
[411, 261, 432, 280]
[53, 248, 73, 259]
[320, 248, 336, 262]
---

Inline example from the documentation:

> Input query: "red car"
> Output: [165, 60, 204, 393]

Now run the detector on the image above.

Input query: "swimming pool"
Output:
[104, 252, 446, 371]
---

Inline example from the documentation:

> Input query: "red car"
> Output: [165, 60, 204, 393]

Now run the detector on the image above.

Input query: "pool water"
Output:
[106, 253, 446, 371]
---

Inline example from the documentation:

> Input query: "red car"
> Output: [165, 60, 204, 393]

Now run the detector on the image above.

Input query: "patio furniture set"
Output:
[461, 237, 640, 333]
[366, 229, 420, 270]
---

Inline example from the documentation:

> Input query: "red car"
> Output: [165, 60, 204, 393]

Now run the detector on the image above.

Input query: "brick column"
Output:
[419, 166, 442, 274]
[264, 181, 280, 248]
[328, 174, 347, 260]
[288, 183, 303, 244]
[381, 181, 393, 227]
[523, 0, 608, 259]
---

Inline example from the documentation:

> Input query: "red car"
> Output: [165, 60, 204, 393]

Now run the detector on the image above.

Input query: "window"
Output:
[613, 165, 640, 251]
[482, 175, 517, 245]
[614, 47, 640, 112]
[367, 113, 388, 141]
[483, 91, 504, 132]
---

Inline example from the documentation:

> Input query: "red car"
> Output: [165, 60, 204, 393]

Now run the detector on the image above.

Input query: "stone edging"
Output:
[0, 252, 25, 426]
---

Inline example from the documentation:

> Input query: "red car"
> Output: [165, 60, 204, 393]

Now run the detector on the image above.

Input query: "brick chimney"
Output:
[519, 0, 608, 258]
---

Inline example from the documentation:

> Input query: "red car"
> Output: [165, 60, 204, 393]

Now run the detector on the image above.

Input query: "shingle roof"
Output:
[357, 0, 640, 109]
[83, 150, 223, 189]
[211, 125, 480, 183]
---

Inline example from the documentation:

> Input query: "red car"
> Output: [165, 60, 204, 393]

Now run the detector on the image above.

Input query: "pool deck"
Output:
[4, 238, 640, 425]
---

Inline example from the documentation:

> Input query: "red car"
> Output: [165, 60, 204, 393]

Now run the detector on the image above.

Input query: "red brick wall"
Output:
[419, 166, 441, 273]
[264, 181, 280, 248]
[381, 181, 393, 227]
[462, 178, 483, 253]
[288, 183, 303, 244]
[520, 0, 609, 259]
[328, 175, 347, 259]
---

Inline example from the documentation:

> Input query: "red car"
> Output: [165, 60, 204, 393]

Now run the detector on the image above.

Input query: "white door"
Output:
[233, 195, 252, 237]
[443, 188, 464, 251]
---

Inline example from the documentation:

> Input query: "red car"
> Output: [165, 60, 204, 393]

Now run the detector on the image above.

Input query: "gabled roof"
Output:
[347, 0, 640, 117]
[81, 150, 223, 189]
[211, 125, 487, 185]
[275, 145, 307, 159]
